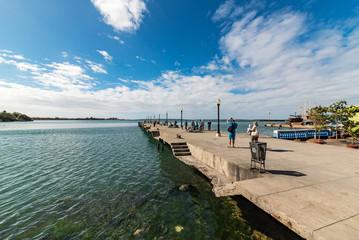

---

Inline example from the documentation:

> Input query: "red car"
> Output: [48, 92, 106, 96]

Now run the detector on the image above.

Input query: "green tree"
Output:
[308, 106, 329, 140]
[342, 105, 359, 145]
[0, 111, 15, 122]
[0, 110, 32, 122]
[328, 100, 347, 140]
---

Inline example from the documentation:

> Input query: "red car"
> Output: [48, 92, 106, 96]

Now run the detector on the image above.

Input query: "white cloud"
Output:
[107, 34, 125, 44]
[195, 55, 233, 72]
[1, 8, 359, 119]
[86, 60, 108, 74]
[91, 0, 147, 32]
[0, 53, 25, 60]
[212, 7, 359, 117]
[0, 54, 42, 73]
[174, 61, 180, 66]
[15, 62, 42, 72]
[62, 51, 69, 58]
[136, 56, 146, 61]
[12, 54, 25, 60]
[0, 49, 13, 53]
[96, 50, 113, 62]
[212, 0, 236, 22]
[33, 62, 94, 90]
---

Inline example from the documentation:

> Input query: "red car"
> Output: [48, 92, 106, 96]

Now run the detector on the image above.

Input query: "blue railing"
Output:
[273, 129, 332, 140]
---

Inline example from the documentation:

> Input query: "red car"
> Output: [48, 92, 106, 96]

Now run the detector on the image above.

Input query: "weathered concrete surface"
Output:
[141, 123, 359, 240]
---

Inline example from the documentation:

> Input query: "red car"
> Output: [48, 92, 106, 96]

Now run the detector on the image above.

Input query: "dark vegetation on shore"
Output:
[0, 111, 122, 122]
[0, 111, 32, 122]
[32, 117, 121, 120]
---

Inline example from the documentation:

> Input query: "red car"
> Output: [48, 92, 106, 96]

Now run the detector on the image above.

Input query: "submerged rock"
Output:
[178, 184, 189, 191]
[175, 225, 184, 232]
[133, 229, 141, 236]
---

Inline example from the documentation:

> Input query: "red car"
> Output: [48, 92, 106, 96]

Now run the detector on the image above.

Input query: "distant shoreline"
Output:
[31, 118, 285, 121]
[32, 117, 122, 121]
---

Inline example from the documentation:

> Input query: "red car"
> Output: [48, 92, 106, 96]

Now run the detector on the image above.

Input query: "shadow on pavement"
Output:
[267, 170, 306, 177]
[267, 148, 294, 152]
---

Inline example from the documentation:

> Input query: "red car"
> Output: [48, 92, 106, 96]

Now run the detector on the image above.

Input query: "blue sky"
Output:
[0, 0, 359, 119]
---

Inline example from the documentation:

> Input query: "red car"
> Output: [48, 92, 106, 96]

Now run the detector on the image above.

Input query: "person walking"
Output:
[250, 122, 259, 142]
[184, 120, 188, 130]
[227, 117, 238, 148]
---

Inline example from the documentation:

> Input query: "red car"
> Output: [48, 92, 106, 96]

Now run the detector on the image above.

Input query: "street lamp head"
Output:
[216, 98, 221, 105]
[181, 107, 183, 112]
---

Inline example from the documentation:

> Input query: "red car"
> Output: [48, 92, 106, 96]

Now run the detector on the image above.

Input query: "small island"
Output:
[0, 111, 33, 122]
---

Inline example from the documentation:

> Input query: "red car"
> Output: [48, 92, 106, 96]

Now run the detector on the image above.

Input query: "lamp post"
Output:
[166, 111, 168, 125]
[216, 98, 221, 137]
[159, 114, 160, 125]
[181, 107, 183, 129]
[268, 111, 271, 123]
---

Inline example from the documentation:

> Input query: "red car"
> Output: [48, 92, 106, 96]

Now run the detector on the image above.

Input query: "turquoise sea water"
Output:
[0, 120, 295, 240]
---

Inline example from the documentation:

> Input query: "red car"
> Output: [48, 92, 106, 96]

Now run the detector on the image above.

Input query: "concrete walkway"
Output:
[142, 123, 359, 240]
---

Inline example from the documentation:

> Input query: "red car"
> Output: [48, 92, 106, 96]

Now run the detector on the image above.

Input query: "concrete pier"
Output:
[139, 123, 359, 240]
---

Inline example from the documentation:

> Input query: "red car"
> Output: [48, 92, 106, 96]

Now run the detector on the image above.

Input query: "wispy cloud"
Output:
[136, 55, 146, 61]
[86, 60, 108, 74]
[107, 34, 125, 44]
[0, 53, 25, 60]
[0, 55, 42, 73]
[34, 62, 94, 90]
[0, 49, 13, 54]
[212, 0, 239, 22]
[62, 51, 69, 58]
[211, 4, 359, 116]
[91, 0, 147, 32]
[96, 50, 113, 62]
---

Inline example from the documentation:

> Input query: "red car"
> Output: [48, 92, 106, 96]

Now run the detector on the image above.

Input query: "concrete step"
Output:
[173, 149, 190, 153]
[174, 152, 192, 156]
[171, 142, 187, 146]
[172, 145, 188, 149]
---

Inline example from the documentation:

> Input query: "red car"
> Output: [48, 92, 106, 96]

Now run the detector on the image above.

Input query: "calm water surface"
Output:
[0, 120, 276, 239]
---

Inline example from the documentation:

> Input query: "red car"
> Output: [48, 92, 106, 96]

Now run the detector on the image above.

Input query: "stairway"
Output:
[171, 142, 191, 156]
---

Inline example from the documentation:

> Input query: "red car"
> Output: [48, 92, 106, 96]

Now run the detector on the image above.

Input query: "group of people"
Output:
[152, 117, 259, 148]
[227, 117, 259, 148]
[184, 120, 212, 131]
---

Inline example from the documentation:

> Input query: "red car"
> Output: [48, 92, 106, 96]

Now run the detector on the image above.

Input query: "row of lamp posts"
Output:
[147, 98, 221, 136]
